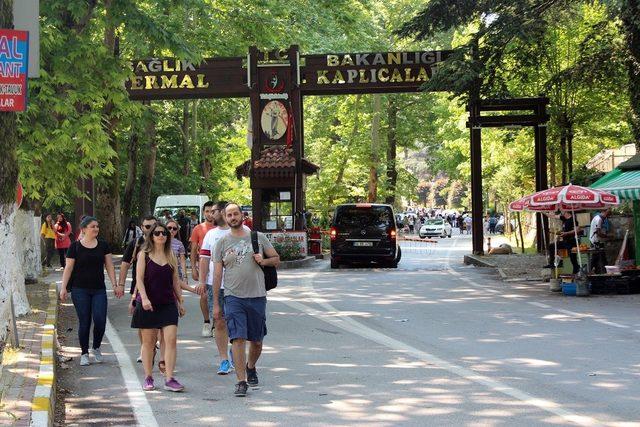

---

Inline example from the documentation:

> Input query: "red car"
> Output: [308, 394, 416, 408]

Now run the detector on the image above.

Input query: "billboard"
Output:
[0, 29, 28, 112]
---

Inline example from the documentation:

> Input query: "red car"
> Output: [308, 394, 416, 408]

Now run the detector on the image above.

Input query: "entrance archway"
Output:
[125, 45, 549, 252]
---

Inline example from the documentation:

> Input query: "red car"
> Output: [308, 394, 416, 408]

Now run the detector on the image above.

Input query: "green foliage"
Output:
[272, 240, 304, 261]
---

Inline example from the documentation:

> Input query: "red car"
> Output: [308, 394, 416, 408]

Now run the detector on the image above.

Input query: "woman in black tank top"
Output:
[131, 223, 186, 392]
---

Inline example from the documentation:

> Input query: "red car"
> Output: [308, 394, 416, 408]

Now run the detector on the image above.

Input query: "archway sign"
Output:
[125, 45, 549, 255]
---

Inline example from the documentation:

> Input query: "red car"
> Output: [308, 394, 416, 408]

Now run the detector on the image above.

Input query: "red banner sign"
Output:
[0, 29, 29, 112]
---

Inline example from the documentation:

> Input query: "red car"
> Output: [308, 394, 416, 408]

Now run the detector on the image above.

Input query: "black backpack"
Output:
[250, 231, 278, 291]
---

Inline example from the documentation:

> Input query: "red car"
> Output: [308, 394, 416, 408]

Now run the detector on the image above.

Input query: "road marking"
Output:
[528, 301, 551, 309]
[276, 274, 605, 427]
[105, 318, 159, 427]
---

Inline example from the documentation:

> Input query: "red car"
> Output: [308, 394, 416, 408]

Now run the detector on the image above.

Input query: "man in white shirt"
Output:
[196, 202, 250, 375]
[589, 209, 610, 273]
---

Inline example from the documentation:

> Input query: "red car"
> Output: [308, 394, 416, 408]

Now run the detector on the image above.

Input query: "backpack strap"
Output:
[250, 230, 260, 255]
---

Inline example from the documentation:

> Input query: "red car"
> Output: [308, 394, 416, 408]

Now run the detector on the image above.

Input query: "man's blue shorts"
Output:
[224, 295, 267, 343]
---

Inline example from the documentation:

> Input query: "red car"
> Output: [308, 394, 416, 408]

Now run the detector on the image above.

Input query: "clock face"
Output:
[260, 100, 289, 140]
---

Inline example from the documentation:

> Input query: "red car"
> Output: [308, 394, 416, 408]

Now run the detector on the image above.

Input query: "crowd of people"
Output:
[54, 202, 278, 397]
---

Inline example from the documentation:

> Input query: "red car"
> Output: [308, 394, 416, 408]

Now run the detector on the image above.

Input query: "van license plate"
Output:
[354, 241, 373, 247]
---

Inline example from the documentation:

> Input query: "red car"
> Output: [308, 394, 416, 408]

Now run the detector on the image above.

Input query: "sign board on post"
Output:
[0, 29, 28, 112]
[264, 232, 308, 257]
[13, 0, 39, 78]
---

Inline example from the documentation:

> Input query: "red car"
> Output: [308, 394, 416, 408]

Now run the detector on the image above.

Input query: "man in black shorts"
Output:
[212, 204, 280, 397]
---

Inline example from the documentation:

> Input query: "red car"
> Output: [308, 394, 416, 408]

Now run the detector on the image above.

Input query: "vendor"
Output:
[544, 212, 581, 274]
[589, 208, 610, 273]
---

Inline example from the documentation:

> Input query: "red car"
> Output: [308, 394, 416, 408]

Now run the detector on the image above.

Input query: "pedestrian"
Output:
[408, 215, 415, 234]
[190, 201, 216, 337]
[464, 215, 472, 234]
[212, 203, 280, 397]
[59, 216, 122, 366]
[123, 220, 143, 247]
[543, 212, 581, 273]
[132, 222, 186, 392]
[156, 219, 196, 375]
[40, 213, 56, 268]
[243, 211, 253, 230]
[119, 216, 157, 363]
[54, 213, 72, 269]
[197, 202, 250, 375]
[589, 209, 610, 273]
[161, 210, 173, 225]
[177, 210, 190, 250]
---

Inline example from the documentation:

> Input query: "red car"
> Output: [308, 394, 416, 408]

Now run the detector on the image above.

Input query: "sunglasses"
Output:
[167, 226, 178, 231]
[143, 224, 154, 229]
[153, 230, 168, 237]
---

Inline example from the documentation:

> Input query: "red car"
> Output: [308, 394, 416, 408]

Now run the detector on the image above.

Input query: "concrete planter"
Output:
[549, 278, 562, 292]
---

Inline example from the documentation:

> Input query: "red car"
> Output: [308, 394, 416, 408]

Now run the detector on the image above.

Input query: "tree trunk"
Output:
[559, 134, 567, 184]
[139, 110, 158, 216]
[385, 97, 398, 205]
[181, 101, 190, 176]
[94, 3, 122, 248]
[549, 150, 557, 187]
[0, 0, 29, 342]
[122, 131, 139, 229]
[368, 94, 382, 203]
[567, 122, 574, 180]
[328, 96, 361, 207]
[621, 0, 640, 149]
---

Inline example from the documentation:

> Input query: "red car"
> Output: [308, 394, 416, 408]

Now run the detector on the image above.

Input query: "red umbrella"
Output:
[530, 184, 619, 209]
[528, 184, 619, 269]
[508, 195, 555, 212]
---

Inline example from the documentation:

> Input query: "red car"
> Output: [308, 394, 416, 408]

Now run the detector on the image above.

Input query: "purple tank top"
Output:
[139, 256, 175, 306]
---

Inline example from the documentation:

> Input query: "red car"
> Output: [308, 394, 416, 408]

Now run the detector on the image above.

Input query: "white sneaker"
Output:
[91, 348, 103, 363]
[80, 354, 90, 366]
[201, 323, 211, 337]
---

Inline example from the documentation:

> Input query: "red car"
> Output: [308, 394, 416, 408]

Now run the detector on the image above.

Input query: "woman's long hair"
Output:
[140, 223, 178, 272]
[56, 213, 69, 231]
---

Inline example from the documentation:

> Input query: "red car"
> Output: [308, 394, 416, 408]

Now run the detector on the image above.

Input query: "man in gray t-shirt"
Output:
[212, 203, 280, 397]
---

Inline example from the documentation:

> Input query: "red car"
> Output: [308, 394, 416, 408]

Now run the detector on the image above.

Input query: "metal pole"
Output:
[470, 103, 484, 255]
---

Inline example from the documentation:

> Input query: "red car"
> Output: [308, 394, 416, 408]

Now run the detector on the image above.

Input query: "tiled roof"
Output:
[253, 145, 296, 169]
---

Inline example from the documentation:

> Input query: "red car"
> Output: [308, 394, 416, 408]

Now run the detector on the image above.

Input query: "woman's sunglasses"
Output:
[167, 226, 178, 231]
[153, 230, 168, 237]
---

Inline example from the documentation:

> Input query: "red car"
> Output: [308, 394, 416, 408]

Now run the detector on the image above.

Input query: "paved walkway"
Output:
[0, 272, 57, 426]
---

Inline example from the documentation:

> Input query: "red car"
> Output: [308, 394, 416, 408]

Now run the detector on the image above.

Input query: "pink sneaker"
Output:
[143, 376, 155, 391]
[164, 377, 184, 392]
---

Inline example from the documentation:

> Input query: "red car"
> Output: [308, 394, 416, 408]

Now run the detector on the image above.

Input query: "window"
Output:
[264, 191, 293, 230]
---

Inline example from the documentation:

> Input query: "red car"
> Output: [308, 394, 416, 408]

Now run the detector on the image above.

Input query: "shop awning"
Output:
[591, 168, 640, 200]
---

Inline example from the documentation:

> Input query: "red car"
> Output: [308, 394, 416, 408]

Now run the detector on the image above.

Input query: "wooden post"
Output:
[469, 102, 484, 255]
[633, 200, 640, 265]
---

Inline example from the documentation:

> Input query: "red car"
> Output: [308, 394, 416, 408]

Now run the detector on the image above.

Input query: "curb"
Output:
[29, 281, 58, 427]
[278, 256, 317, 270]
[463, 254, 497, 268]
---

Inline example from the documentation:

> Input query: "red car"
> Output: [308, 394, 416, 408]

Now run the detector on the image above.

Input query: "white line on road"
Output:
[276, 275, 605, 427]
[105, 318, 159, 427]
[528, 301, 551, 309]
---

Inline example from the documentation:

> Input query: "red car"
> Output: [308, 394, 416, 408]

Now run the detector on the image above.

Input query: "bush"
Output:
[272, 239, 304, 261]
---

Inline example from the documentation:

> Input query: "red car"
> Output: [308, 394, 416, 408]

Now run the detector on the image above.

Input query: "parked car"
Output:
[419, 218, 452, 238]
[330, 203, 401, 268]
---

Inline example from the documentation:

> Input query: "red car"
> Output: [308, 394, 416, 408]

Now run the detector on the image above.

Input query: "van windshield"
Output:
[425, 219, 444, 225]
[335, 206, 394, 228]
[154, 206, 200, 220]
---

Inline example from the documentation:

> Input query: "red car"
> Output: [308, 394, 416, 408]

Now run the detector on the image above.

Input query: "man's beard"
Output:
[229, 220, 243, 229]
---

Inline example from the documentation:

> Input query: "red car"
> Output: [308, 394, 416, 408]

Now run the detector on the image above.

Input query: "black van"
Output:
[330, 203, 401, 268]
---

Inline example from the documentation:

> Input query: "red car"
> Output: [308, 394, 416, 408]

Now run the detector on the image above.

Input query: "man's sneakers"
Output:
[234, 380, 248, 397]
[91, 348, 103, 363]
[80, 353, 90, 366]
[217, 359, 233, 375]
[201, 322, 212, 337]
[246, 365, 259, 387]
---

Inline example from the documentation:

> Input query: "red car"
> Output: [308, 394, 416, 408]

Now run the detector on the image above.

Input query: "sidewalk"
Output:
[0, 270, 59, 426]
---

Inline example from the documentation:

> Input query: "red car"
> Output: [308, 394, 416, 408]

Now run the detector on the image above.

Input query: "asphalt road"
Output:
[58, 231, 640, 426]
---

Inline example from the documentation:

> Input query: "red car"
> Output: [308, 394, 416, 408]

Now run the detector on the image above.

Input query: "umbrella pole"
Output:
[572, 208, 582, 271]
[553, 219, 558, 278]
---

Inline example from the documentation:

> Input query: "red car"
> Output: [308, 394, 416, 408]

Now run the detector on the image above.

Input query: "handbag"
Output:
[250, 231, 278, 291]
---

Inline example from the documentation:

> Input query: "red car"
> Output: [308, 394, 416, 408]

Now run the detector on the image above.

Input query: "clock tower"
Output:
[236, 45, 318, 232]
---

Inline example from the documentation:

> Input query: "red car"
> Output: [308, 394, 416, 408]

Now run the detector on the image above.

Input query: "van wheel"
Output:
[395, 246, 402, 263]
[387, 260, 398, 268]
[448, 233, 452, 238]
[330, 259, 339, 269]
